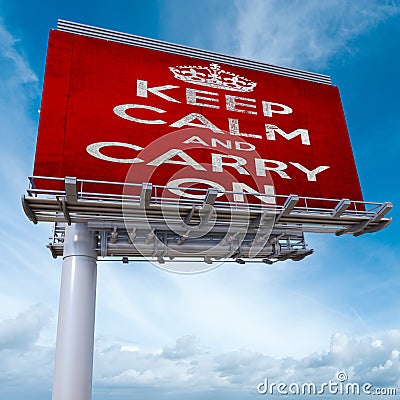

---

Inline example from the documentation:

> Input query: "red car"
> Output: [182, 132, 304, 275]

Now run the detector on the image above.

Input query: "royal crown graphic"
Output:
[169, 63, 257, 92]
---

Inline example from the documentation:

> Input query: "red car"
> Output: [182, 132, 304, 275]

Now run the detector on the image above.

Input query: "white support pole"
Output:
[52, 223, 98, 400]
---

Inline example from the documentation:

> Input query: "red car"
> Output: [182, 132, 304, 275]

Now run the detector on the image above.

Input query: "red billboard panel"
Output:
[33, 29, 363, 204]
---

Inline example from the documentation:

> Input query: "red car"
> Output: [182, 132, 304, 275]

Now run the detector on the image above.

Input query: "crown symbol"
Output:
[169, 63, 257, 92]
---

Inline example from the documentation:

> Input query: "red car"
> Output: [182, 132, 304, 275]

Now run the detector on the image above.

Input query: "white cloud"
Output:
[0, 20, 39, 153]
[0, 304, 52, 350]
[0, 19, 40, 202]
[0, 19, 60, 350]
[217, 0, 399, 69]
[162, 335, 199, 360]
[2, 303, 399, 396]
[96, 259, 363, 360]
[0, 21, 38, 84]
[0, 306, 54, 392]
[95, 330, 400, 392]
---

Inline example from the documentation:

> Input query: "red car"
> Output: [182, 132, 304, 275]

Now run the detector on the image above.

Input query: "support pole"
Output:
[52, 223, 98, 400]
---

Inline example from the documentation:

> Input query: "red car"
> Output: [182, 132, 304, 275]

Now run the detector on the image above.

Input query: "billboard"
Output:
[33, 28, 363, 204]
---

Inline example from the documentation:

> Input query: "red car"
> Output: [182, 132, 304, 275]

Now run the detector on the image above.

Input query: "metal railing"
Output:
[26, 175, 386, 216]
[23, 176, 392, 262]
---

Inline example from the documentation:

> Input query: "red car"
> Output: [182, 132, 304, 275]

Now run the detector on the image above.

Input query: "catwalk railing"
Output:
[22, 176, 392, 263]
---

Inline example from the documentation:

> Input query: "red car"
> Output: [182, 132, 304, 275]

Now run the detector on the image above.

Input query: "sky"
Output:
[0, 1, 399, 399]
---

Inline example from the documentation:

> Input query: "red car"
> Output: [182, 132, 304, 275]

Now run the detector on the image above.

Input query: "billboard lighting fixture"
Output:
[157, 256, 165, 264]
[236, 258, 246, 265]
[122, 257, 129, 264]
[204, 256, 213, 265]
[111, 227, 118, 244]
[262, 258, 274, 265]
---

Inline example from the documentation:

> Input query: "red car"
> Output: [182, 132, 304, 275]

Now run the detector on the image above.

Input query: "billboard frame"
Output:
[22, 175, 392, 262]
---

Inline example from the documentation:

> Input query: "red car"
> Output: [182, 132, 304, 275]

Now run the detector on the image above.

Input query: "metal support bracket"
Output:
[140, 183, 153, 207]
[100, 230, 107, 257]
[276, 194, 299, 221]
[183, 205, 196, 225]
[354, 218, 392, 236]
[372, 202, 393, 221]
[250, 211, 275, 228]
[331, 199, 351, 218]
[145, 229, 155, 245]
[127, 227, 137, 242]
[58, 197, 71, 225]
[177, 229, 191, 245]
[65, 177, 77, 202]
[21, 196, 38, 224]
[111, 227, 118, 244]
[336, 202, 394, 236]
[202, 188, 219, 207]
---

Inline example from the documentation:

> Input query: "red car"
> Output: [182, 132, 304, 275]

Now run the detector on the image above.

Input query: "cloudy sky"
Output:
[0, 1, 399, 399]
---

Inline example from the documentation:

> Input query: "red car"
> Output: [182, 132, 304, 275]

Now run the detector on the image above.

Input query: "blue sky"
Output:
[0, 1, 399, 399]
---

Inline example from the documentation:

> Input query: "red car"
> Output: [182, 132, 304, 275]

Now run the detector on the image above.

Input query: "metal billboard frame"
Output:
[22, 175, 392, 263]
